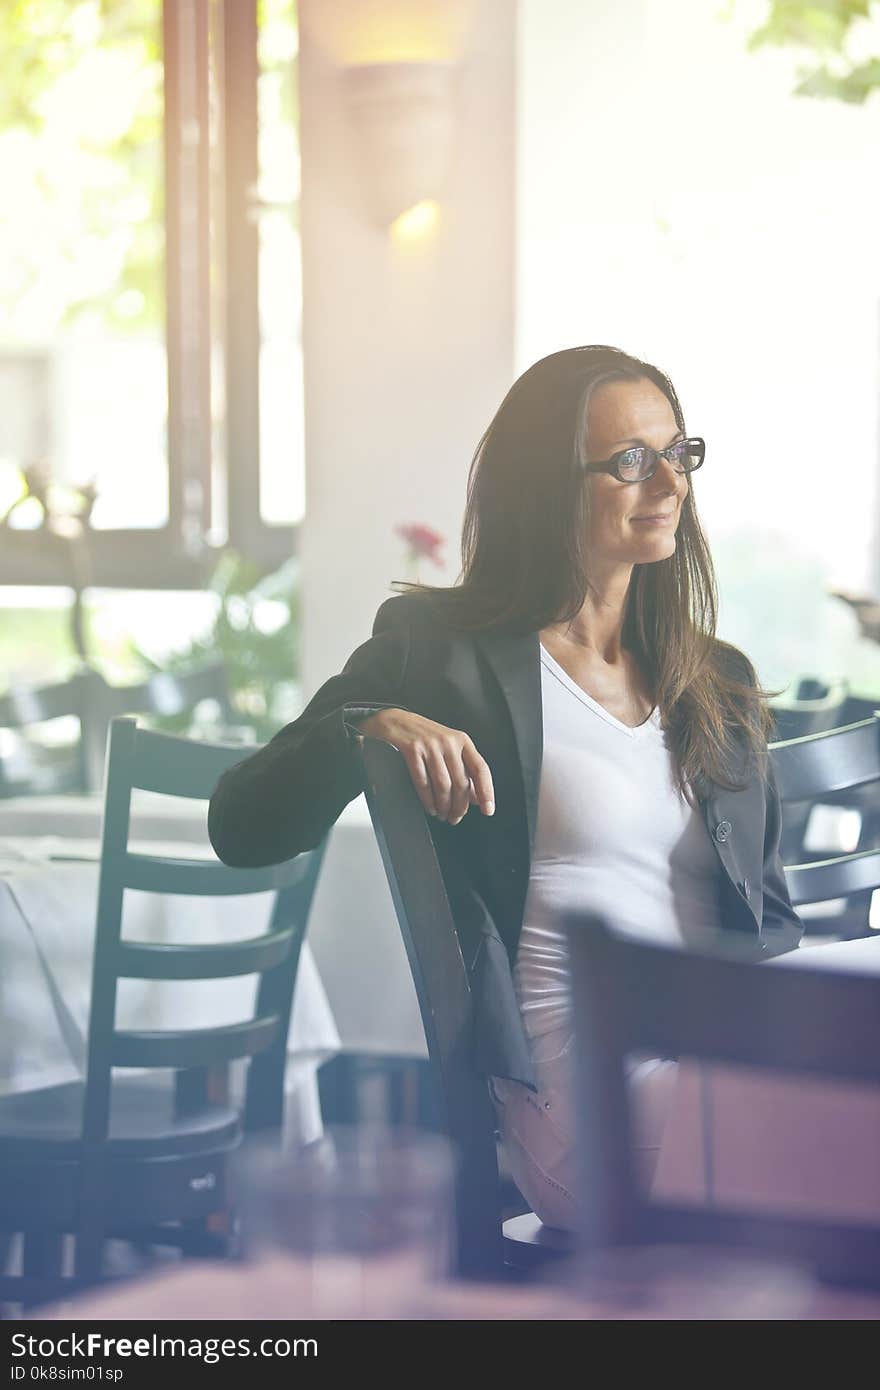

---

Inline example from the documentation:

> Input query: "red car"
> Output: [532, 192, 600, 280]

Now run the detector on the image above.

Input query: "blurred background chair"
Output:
[357, 733, 571, 1281]
[771, 713, 880, 940]
[0, 716, 327, 1310]
[0, 668, 105, 797]
[568, 912, 880, 1289]
[0, 658, 236, 798]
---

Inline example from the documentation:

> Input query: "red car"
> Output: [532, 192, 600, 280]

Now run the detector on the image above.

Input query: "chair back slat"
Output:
[571, 920, 880, 1080]
[115, 929, 293, 981]
[784, 847, 880, 906]
[111, 1017, 279, 1069]
[770, 716, 880, 803]
[121, 851, 310, 896]
[568, 913, 880, 1277]
[358, 735, 503, 1278]
[123, 727, 253, 800]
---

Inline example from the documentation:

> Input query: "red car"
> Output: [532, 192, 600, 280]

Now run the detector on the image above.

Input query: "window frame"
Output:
[0, 0, 297, 591]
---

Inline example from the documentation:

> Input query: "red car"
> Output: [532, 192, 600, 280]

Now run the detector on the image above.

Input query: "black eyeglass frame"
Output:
[582, 435, 706, 485]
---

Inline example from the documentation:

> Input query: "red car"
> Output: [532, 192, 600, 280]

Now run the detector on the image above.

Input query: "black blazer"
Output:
[208, 591, 804, 1090]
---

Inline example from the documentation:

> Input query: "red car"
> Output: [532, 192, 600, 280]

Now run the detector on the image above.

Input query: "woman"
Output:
[208, 344, 803, 1229]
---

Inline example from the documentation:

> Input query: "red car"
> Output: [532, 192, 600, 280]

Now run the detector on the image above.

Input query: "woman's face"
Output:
[583, 377, 688, 569]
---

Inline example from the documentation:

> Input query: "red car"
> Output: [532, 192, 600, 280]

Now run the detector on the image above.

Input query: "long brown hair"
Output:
[399, 345, 773, 791]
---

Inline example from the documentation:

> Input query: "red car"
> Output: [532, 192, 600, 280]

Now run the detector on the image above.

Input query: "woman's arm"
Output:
[759, 758, 805, 957]
[208, 599, 412, 867]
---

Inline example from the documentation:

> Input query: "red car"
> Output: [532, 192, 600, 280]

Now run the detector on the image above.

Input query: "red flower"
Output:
[395, 522, 445, 568]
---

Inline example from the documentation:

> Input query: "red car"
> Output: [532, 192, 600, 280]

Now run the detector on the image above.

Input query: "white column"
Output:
[297, 0, 516, 696]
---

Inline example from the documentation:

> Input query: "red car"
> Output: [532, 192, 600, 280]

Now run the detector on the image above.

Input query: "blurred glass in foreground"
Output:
[237, 1124, 455, 1318]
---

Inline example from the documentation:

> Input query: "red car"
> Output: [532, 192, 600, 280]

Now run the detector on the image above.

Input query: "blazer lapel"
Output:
[473, 627, 543, 850]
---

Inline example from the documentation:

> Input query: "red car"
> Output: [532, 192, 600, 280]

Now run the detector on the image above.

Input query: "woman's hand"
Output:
[356, 708, 495, 825]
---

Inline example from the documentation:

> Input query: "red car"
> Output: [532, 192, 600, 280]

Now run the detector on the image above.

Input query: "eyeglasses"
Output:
[582, 436, 705, 485]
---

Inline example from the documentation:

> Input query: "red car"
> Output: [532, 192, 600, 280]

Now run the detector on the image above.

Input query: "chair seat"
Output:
[0, 1077, 241, 1160]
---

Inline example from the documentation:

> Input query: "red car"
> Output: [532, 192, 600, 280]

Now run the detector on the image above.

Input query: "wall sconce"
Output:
[342, 60, 458, 228]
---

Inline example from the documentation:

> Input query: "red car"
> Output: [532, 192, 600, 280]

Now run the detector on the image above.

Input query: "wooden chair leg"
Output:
[73, 1226, 105, 1287]
[23, 1231, 64, 1281]
[21, 1231, 65, 1313]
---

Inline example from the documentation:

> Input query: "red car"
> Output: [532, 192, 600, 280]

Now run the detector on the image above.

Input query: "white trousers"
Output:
[490, 1027, 678, 1231]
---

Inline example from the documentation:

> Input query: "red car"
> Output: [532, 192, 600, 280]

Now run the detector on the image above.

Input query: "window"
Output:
[0, 0, 302, 589]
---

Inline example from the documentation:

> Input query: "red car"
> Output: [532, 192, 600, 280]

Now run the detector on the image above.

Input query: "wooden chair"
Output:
[0, 716, 327, 1308]
[357, 734, 571, 1280]
[567, 912, 880, 1287]
[771, 714, 880, 938]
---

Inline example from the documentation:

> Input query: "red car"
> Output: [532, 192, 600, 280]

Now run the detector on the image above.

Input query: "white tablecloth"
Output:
[0, 837, 342, 1146]
[0, 791, 429, 1060]
[0, 792, 220, 846]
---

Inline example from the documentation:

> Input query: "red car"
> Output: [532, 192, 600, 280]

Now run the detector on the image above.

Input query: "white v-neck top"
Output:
[514, 645, 722, 1042]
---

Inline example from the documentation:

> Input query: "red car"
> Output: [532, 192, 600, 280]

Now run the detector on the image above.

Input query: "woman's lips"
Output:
[631, 512, 675, 526]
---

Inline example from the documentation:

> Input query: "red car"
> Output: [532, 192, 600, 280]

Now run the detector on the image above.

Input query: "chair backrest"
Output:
[0, 669, 106, 794]
[567, 912, 880, 1285]
[357, 735, 503, 1277]
[82, 716, 327, 1159]
[770, 679, 848, 744]
[770, 715, 880, 912]
[770, 715, 880, 804]
[839, 694, 880, 727]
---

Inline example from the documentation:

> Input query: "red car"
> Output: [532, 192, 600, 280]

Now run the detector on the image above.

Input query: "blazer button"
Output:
[714, 820, 733, 844]
[739, 878, 751, 900]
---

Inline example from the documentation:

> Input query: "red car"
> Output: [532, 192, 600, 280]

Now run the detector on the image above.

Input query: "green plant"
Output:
[747, 1, 880, 103]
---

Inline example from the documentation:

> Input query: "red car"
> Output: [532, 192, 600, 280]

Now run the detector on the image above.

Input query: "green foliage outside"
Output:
[747, 0, 880, 102]
[0, 0, 165, 337]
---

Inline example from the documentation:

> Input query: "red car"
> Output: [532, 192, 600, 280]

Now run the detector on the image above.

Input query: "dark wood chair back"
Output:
[568, 913, 880, 1286]
[85, 715, 327, 1137]
[771, 715, 880, 805]
[770, 715, 880, 932]
[357, 735, 504, 1277]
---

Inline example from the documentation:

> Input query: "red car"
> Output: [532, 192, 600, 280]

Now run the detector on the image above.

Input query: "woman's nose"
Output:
[649, 456, 683, 495]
